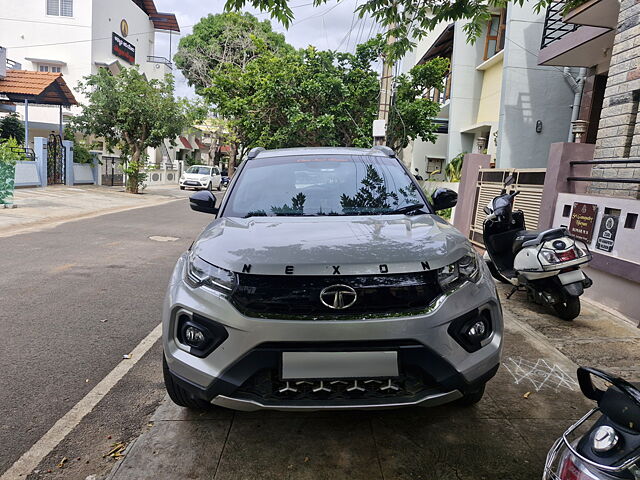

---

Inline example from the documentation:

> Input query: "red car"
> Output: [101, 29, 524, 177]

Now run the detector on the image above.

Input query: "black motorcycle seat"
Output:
[512, 230, 542, 254]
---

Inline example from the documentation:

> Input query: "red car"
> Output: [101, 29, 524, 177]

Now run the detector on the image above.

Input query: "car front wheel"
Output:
[457, 384, 485, 406]
[163, 354, 214, 411]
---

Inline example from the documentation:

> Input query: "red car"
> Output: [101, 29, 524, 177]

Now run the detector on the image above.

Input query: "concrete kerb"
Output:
[0, 185, 186, 238]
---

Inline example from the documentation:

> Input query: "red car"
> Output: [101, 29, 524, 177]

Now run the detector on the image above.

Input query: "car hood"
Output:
[191, 215, 471, 275]
[183, 173, 207, 178]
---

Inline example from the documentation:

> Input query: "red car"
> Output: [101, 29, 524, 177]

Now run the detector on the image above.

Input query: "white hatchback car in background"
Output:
[180, 165, 223, 191]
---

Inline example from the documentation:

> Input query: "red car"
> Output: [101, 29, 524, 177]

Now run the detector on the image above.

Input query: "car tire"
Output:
[457, 384, 485, 406]
[180, 186, 185, 190]
[162, 353, 213, 411]
[217, 182, 222, 191]
[207, 182, 213, 192]
[553, 297, 580, 321]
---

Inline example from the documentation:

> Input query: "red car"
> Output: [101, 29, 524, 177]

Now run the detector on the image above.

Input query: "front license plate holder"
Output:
[281, 351, 399, 380]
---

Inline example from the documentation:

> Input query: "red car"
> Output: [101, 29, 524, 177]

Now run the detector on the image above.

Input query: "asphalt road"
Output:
[0, 191, 221, 476]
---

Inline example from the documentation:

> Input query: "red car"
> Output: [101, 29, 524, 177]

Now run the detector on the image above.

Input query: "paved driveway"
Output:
[105, 314, 593, 480]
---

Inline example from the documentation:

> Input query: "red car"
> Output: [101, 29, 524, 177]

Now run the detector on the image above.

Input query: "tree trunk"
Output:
[228, 144, 237, 178]
[127, 148, 141, 194]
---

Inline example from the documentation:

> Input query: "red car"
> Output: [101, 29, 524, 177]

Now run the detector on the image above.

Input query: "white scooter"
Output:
[483, 176, 592, 321]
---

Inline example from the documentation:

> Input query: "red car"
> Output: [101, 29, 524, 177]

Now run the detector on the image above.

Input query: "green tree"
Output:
[0, 113, 25, 145]
[204, 37, 448, 153]
[224, 0, 553, 59]
[0, 138, 22, 204]
[174, 12, 293, 94]
[63, 129, 95, 164]
[71, 68, 187, 193]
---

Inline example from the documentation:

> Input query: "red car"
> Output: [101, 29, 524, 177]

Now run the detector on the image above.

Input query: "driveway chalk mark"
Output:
[503, 357, 578, 392]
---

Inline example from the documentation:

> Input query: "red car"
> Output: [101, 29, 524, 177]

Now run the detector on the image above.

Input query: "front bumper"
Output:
[180, 179, 208, 188]
[163, 256, 503, 410]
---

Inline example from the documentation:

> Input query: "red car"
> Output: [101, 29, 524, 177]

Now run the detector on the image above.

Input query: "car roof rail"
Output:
[247, 147, 265, 159]
[371, 145, 395, 157]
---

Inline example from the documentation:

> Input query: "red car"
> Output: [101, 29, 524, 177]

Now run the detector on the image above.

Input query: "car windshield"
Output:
[223, 154, 429, 217]
[186, 166, 211, 175]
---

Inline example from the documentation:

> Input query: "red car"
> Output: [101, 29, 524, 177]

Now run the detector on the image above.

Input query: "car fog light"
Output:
[184, 326, 206, 347]
[467, 321, 486, 338]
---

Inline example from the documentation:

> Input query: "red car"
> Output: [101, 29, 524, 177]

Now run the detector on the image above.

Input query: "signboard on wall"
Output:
[568, 202, 598, 242]
[595, 214, 619, 253]
[112, 32, 135, 64]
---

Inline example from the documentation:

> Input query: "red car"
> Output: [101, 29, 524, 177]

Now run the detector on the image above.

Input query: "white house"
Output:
[402, 4, 580, 177]
[0, 0, 180, 175]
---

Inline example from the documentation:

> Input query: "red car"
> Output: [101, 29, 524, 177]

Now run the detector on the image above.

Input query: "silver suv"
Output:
[162, 147, 503, 411]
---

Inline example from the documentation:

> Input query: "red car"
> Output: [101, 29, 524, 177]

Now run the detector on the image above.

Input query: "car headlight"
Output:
[185, 254, 237, 293]
[438, 252, 481, 291]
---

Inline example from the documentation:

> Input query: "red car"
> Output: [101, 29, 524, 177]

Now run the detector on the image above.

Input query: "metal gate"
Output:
[469, 168, 546, 246]
[101, 157, 124, 186]
[47, 133, 65, 185]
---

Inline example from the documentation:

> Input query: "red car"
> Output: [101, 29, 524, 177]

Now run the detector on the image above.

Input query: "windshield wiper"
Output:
[383, 203, 426, 215]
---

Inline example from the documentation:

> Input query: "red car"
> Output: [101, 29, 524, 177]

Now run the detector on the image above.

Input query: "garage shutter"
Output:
[469, 168, 546, 247]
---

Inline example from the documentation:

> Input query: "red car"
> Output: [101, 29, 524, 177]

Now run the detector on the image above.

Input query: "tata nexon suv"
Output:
[162, 146, 503, 411]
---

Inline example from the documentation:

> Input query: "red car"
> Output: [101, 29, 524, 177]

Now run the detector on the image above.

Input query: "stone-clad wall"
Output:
[590, 0, 640, 198]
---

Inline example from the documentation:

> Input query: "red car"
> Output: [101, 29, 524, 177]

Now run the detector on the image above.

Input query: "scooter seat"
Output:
[512, 230, 542, 254]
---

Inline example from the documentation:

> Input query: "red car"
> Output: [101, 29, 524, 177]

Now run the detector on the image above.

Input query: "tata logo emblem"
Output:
[120, 19, 129, 37]
[320, 284, 357, 310]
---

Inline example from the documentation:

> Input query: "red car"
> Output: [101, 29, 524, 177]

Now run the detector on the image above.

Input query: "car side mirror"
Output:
[431, 188, 458, 211]
[189, 191, 218, 214]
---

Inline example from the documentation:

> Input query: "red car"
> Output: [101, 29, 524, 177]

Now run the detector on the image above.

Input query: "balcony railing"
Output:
[540, 1, 581, 49]
[147, 56, 172, 70]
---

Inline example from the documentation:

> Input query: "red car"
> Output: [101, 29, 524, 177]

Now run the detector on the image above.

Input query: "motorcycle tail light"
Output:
[541, 250, 560, 263]
[557, 249, 577, 262]
[559, 454, 599, 480]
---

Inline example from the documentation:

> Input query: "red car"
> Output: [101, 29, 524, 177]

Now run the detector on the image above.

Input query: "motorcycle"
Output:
[483, 175, 592, 321]
[543, 367, 640, 480]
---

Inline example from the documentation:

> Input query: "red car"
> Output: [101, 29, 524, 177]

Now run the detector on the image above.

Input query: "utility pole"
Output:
[373, 27, 395, 146]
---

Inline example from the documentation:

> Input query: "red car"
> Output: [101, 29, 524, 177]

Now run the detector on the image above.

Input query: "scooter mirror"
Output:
[483, 206, 492, 215]
[504, 175, 515, 187]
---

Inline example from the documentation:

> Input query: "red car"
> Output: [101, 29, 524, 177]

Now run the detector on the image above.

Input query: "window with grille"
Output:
[38, 64, 62, 73]
[426, 158, 444, 174]
[483, 9, 506, 60]
[47, 0, 73, 17]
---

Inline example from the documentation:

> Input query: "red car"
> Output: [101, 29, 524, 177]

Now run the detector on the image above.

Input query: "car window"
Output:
[222, 155, 428, 217]
[186, 166, 211, 175]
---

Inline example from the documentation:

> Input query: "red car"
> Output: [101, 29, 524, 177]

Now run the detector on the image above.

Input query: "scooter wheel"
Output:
[553, 297, 581, 321]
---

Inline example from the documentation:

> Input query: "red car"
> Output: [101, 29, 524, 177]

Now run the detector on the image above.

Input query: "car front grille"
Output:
[233, 368, 435, 404]
[231, 272, 442, 319]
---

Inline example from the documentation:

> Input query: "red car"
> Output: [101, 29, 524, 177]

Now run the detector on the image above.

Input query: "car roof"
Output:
[249, 146, 395, 160]
[187, 164, 212, 168]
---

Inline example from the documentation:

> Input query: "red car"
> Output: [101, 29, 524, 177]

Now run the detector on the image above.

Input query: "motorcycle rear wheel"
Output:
[553, 297, 580, 321]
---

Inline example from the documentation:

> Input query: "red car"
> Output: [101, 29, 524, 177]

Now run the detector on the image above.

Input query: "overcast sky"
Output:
[153, 0, 381, 98]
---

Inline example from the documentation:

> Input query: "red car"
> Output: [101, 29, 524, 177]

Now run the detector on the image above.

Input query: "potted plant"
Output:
[0, 137, 22, 206]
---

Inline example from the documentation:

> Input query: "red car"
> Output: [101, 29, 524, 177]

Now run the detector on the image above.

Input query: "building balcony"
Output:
[147, 56, 172, 69]
[538, 0, 617, 70]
